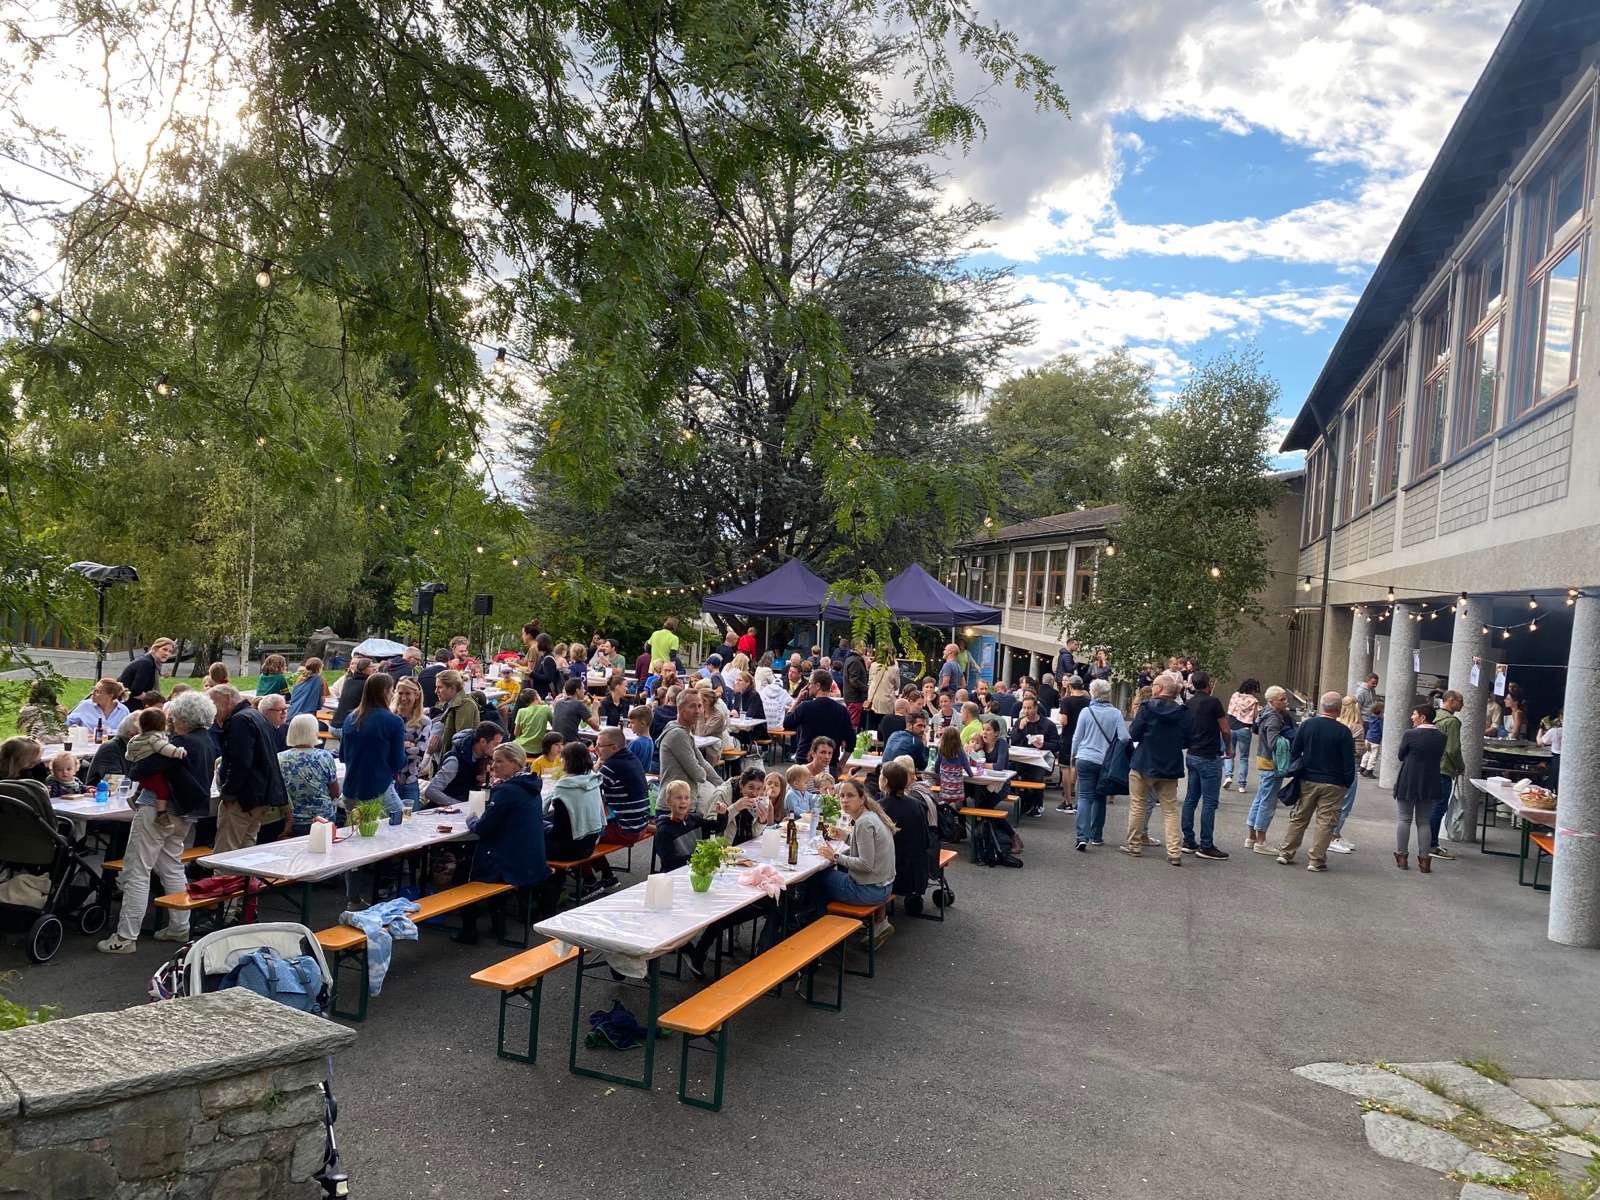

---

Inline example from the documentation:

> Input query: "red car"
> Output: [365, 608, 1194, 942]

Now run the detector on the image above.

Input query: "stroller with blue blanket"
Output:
[152, 923, 349, 1196]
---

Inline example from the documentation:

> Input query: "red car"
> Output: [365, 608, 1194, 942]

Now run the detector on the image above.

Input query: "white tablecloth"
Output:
[51, 792, 136, 824]
[726, 716, 765, 732]
[199, 811, 470, 884]
[535, 842, 833, 970]
[1008, 745, 1049, 767]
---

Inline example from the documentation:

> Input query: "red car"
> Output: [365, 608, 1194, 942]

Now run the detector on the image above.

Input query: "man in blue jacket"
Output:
[1122, 672, 1193, 864]
[1276, 692, 1357, 872]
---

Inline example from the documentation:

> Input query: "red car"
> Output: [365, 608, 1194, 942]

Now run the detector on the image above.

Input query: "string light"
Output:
[254, 435, 266, 446]
[25, 297, 43, 325]
[1300, 575, 1311, 592]
[1208, 560, 1221, 579]
[1529, 619, 1538, 632]
[510, 557, 519, 567]
[1458, 592, 1468, 607]
[154, 372, 170, 396]
[1386, 584, 1396, 602]
[475, 545, 484, 554]
[254, 261, 273, 289]
[1103, 541, 1116, 557]
[1501, 628, 1511, 640]
[1528, 595, 1538, 610]
[1481, 625, 1490, 636]
[493, 347, 507, 375]
[333, 474, 343, 483]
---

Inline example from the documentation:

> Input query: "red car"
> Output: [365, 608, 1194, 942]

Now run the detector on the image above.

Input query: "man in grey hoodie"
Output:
[1122, 672, 1194, 865]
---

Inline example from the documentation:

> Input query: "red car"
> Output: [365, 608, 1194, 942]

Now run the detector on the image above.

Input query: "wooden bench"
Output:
[657, 914, 858, 1110]
[104, 844, 213, 873]
[469, 939, 581, 1062]
[547, 842, 625, 905]
[825, 899, 888, 978]
[1524, 829, 1556, 892]
[1010, 778, 1046, 818]
[316, 880, 515, 1020]
[958, 806, 1010, 863]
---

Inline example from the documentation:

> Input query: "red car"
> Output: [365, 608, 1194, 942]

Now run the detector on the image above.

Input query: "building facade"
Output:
[1280, 0, 1600, 947]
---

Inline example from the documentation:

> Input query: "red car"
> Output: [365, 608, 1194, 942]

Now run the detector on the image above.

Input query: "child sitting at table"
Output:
[255, 653, 291, 698]
[528, 730, 565, 778]
[652, 779, 728, 872]
[625, 705, 656, 773]
[784, 763, 815, 816]
[46, 751, 84, 798]
[765, 771, 788, 822]
[722, 767, 773, 844]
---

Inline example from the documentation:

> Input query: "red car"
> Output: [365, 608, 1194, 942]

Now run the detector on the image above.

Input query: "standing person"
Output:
[66, 679, 130, 737]
[1221, 679, 1261, 793]
[526, 633, 562, 700]
[1055, 675, 1090, 811]
[118, 637, 176, 706]
[97, 690, 216, 954]
[1393, 703, 1446, 872]
[1431, 689, 1466, 862]
[1180, 671, 1230, 860]
[1055, 640, 1080, 684]
[1359, 701, 1385, 776]
[513, 687, 553, 753]
[1275, 692, 1357, 872]
[1246, 686, 1295, 853]
[1327, 695, 1365, 855]
[646, 616, 681, 670]
[1538, 715, 1564, 792]
[432, 670, 479, 753]
[782, 670, 854, 772]
[210, 685, 290, 853]
[327, 656, 373, 730]
[1121, 673, 1192, 865]
[1011, 693, 1057, 816]
[866, 650, 899, 733]
[339, 674, 408, 822]
[755, 665, 793, 728]
[1087, 650, 1112, 683]
[1070, 679, 1126, 851]
[1355, 673, 1379, 721]
[936, 644, 963, 695]
[842, 643, 870, 731]
[736, 625, 758, 658]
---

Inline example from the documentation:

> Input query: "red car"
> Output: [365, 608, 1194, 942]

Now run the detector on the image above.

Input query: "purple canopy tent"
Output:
[701, 558, 853, 654]
[879, 563, 1001, 634]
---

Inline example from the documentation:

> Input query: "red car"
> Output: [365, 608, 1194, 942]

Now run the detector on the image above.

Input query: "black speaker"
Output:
[473, 594, 494, 616]
[412, 588, 435, 616]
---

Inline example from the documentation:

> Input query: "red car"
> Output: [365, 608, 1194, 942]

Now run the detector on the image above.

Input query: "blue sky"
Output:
[942, 0, 1523, 457]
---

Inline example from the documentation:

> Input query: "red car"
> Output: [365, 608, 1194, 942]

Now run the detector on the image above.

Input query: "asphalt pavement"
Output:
[6, 776, 1598, 1199]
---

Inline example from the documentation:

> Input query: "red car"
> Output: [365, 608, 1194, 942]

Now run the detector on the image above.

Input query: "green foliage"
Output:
[352, 799, 386, 828]
[0, 974, 54, 1030]
[689, 835, 730, 877]
[982, 352, 1155, 522]
[1061, 352, 1282, 677]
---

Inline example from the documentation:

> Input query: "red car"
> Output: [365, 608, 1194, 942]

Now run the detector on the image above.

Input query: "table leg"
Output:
[568, 952, 661, 1090]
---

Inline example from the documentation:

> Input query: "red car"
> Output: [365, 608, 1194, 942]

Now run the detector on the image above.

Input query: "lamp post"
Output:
[66, 562, 139, 680]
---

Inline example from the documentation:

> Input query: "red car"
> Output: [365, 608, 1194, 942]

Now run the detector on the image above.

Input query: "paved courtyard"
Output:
[6, 775, 1599, 1199]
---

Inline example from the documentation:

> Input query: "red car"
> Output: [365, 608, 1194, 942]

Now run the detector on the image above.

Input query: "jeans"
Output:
[819, 869, 892, 906]
[396, 780, 420, 808]
[1247, 770, 1282, 833]
[1181, 755, 1223, 848]
[1224, 727, 1252, 788]
[114, 807, 194, 941]
[1074, 759, 1106, 843]
[1334, 776, 1358, 836]
[1429, 775, 1451, 850]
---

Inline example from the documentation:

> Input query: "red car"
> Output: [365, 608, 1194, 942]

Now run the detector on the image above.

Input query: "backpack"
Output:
[936, 801, 967, 843]
[221, 946, 327, 1014]
[1087, 709, 1130, 798]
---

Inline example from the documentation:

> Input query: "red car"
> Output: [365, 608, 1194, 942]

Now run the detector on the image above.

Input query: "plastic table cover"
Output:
[199, 811, 471, 883]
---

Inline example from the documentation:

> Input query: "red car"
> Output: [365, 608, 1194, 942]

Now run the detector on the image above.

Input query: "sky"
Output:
[938, 0, 1522, 454]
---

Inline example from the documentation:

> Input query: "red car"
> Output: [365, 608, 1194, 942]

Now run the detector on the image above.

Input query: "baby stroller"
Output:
[0, 779, 109, 962]
[153, 923, 349, 1197]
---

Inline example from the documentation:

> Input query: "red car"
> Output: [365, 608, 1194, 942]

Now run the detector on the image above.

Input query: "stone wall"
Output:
[0, 989, 354, 1200]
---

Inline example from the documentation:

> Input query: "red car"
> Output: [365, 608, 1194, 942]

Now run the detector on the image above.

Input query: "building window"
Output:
[1454, 223, 1506, 454]
[1338, 406, 1360, 522]
[1357, 381, 1379, 512]
[1513, 109, 1591, 418]
[1010, 552, 1026, 608]
[1073, 548, 1095, 602]
[988, 553, 1001, 606]
[1047, 548, 1067, 610]
[1028, 550, 1046, 609]
[1302, 442, 1329, 545]
[1415, 294, 1451, 474]
[1377, 342, 1406, 499]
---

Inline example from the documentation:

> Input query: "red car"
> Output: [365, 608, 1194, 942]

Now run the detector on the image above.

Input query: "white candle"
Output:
[645, 874, 674, 910]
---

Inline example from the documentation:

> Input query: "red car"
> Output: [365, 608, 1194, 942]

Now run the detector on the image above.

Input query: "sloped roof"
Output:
[956, 504, 1121, 550]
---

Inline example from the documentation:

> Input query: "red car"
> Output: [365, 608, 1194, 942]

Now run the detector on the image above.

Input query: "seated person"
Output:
[423, 721, 503, 808]
[458, 743, 551, 943]
[783, 763, 815, 816]
[596, 677, 631, 728]
[550, 678, 598, 741]
[878, 760, 933, 915]
[46, 751, 84, 798]
[804, 737, 836, 796]
[653, 779, 727, 873]
[544, 740, 606, 865]
[958, 701, 984, 746]
[528, 731, 565, 778]
[882, 713, 930, 773]
[814, 778, 895, 929]
[720, 767, 773, 845]
[625, 706, 656, 773]
[595, 726, 649, 888]
[875, 697, 909, 745]
[649, 687, 680, 740]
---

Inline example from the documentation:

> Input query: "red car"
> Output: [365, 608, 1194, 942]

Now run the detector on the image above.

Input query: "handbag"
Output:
[1277, 756, 1305, 806]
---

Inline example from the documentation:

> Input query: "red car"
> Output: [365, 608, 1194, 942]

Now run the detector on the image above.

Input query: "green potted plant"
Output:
[819, 793, 842, 830]
[352, 799, 385, 837]
[689, 836, 728, 893]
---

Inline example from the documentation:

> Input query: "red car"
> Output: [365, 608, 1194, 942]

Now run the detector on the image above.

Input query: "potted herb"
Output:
[819, 793, 842, 829]
[352, 799, 385, 837]
[689, 836, 728, 893]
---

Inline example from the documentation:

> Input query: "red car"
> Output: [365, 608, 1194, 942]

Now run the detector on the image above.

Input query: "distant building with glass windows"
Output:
[1280, 0, 1600, 947]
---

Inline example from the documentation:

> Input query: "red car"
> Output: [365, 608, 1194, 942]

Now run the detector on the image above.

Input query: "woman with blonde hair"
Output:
[1327, 694, 1366, 856]
[392, 677, 428, 809]
[287, 657, 330, 721]
[1245, 685, 1296, 852]
[66, 678, 130, 735]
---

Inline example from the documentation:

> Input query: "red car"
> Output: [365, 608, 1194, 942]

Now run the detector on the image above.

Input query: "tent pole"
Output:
[764, 617, 770, 659]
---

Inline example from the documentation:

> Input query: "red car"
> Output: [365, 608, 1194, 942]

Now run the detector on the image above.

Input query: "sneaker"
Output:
[1221, 779, 1233, 791]
[1196, 846, 1229, 861]
[1055, 801, 1072, 813]
[1275, 854, 1293, 865]
[1167, 855, 1182, 866]
[1140, 834, 1161, 847]
[153, 926, 190, 943]
[1060, 805, 1076, 815]
[1180, 841, 1199, 854]
[1307, 861, 1328, 872]
[1118, 844, 1143, 858]
[96, 935, 137, 955]
[1089, 839, 1105, 846]
[1428, 846, 1455, 860]
[873, 920, 894, 944]
[1327, 838, 1354, 854]
[1252, 843, 1277, 855]
[1076, 840, 1088, 852]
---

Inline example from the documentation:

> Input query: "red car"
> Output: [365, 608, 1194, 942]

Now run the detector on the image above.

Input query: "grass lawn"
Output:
[1, 672, 345, 738]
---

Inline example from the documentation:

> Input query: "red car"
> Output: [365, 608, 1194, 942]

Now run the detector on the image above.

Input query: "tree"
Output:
[982, 351, 1153, 523]
[1061, 352, 1283, 677]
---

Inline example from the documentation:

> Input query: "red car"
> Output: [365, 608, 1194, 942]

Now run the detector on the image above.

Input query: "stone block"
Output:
[288, 1124, 326, 1182]
[1390, 1062, 1555, 1132]
[1553, 1107, 1600, 1136]
[183, 1132, 270, 1173]
[200, 1071, 271, 1117]
[1362, 1112, 1515, 1179]
[1511, 1079, 1600, 1107]
[1548, 1133, 1600, 1161]
[268, 1061, 327, 1095]
[220, 1088, 323, 1138]
[210, 1161, 281, 1200]
[1292, 1062, 1462, 1121]
[0, 1074, 17, 1121]
[0, 991, 353, 1116]
[110, 1115, 189, 1180]
[0, 1145, 119, 1199]
[1459, 1185, 1523, 1199]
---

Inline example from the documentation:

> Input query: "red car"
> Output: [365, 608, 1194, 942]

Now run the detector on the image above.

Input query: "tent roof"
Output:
[701, 558, 852, 620]
[881, 563, 1001, 627]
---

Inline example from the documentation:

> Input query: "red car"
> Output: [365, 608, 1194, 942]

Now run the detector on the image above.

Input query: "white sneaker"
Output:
[1327, 838, 1354, 854]
[1222, 779, 1233, 791]
[1251, 842, 1277, 855]
[873, 920, 894, 944]
[153, 926, 190, 943]
[96, 935, 137, 955]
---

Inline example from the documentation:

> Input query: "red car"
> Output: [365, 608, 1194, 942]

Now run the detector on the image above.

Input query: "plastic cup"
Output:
[401, 800, 414, 822]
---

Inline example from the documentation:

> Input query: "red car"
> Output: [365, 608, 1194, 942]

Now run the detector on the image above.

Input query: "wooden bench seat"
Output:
[657, 915, 857, 1110]
[154, 875, 282, 911]
[316, 880, 516, 1020]
[547, 842, 625, 904]
[104, 845, 212, 873]
[957, 806, 1009, 820]
[825, 899, 888, 978]
[470, 940, 581, 1062]
[1524, 829, 1556, 892]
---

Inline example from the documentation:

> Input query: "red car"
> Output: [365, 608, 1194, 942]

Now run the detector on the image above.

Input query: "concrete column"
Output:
[1318, 606, 1351, 698]
[1550, 594, 1600, 948]
[1347, 607, 1373, 695]
[1444, 597, 1491, 841]
[1379, 602, 1421, 790]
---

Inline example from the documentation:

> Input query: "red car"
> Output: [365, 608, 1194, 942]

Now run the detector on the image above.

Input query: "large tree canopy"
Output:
[0, 0, 1067, 663]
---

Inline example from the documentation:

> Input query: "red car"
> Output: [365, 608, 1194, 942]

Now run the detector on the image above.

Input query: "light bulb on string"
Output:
[1501, 628, 1511, 640]
[333, 475, 343, 484]
[1529, 619, 1538, 632]
[511, 557, 520, 567]
[432, 528, 440, 536]
[254, 261, 273, 289]
[1458, 591, 1468, 607]
[25, 298, 43, 325]
[1528, 595, 1538, 610]
[493, 347, 507, 375]
[255, 435, 266, 447]
[1386, 584, 1396, 602]
[1300, 575, 1311, 592]
[1208, 561, 1221, 579]
[1481, 625, 1490, 635]
[154, 372, 170, 396]
[1103, 541, 1116, 557]
[475, 545, 484, 555]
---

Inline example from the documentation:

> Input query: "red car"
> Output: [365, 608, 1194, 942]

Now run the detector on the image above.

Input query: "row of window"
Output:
[952, 545, 1098, 611]
[1301, 96, 1595, 545]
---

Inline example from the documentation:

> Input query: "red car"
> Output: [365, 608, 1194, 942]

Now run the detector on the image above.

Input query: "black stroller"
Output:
[153, 922, 349, 1197]
[0, 779, 109, 962]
